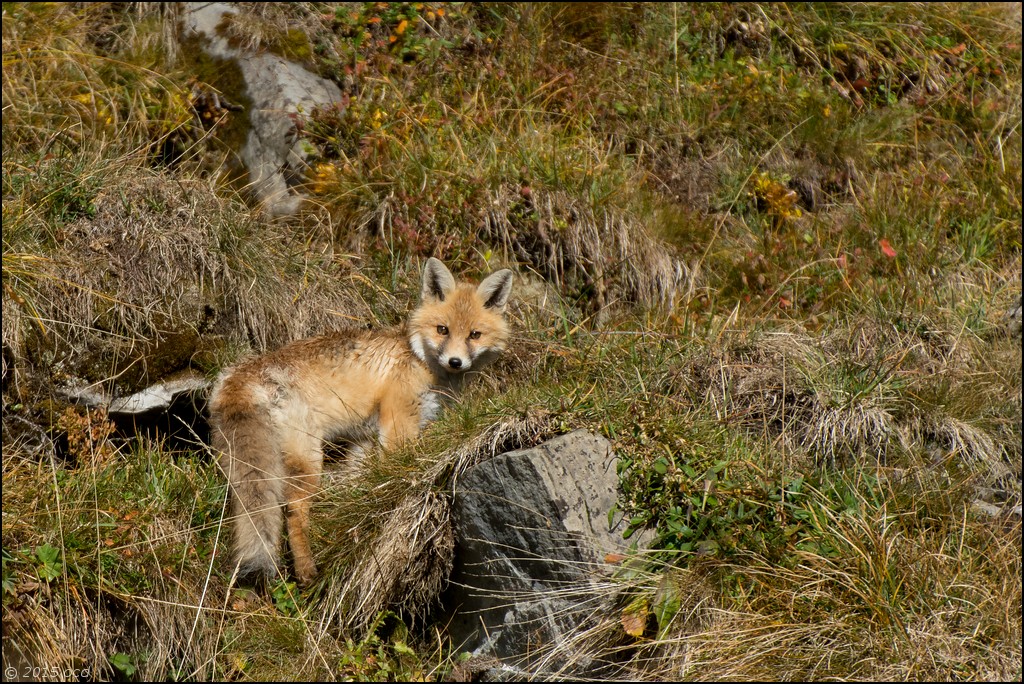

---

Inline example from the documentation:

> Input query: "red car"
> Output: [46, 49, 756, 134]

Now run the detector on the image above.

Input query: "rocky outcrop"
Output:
[58, 373, 212, 450]
[1006, 294, 1022, 337]
[443, 430, 642, 674]
[182, 3, 341, 216]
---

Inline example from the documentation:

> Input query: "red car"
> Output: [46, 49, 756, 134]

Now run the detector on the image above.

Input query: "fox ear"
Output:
[422, 258, 457, 302]
[477, 269, 514, 310]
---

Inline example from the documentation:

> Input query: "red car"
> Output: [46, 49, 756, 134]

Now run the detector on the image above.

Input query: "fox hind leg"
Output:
[281, 435, 323, 586]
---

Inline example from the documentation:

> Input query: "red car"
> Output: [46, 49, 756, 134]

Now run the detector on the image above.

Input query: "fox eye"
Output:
[469, 330, 482, 340]
[437, 325, 449, 336]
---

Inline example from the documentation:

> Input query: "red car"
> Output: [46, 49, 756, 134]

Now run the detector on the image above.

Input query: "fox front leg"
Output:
[376, 392, 422, 450]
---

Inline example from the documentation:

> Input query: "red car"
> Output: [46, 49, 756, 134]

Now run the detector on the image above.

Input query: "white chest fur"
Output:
[419, 390, 442, 428]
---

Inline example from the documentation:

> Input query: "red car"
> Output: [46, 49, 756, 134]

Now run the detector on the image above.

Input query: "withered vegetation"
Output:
[2, 2, 1020, 681]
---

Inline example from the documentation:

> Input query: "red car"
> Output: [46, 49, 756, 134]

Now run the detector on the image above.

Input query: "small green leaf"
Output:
[35, 544, 62, 581]
[35, 544, 59, 565]
[654, 579, 682, 638]
[110, 652, 136, 677]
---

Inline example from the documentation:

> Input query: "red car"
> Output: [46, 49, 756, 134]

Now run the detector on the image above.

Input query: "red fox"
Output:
[209, 258, 514, 586]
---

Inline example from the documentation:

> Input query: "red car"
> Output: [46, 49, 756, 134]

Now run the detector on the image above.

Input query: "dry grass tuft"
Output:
[674, 316, 1019, 484]
[671, 511, 1023, 681]
[3, 165, 373, 398]
[327, 488, 455, 632]
[483, 187, 697, 318]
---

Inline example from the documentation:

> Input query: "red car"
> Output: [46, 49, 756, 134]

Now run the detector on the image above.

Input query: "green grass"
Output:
[2, 2, 1021, 681]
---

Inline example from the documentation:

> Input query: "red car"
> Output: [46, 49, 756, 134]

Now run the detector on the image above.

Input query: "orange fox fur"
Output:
[208, 258, 514, 585]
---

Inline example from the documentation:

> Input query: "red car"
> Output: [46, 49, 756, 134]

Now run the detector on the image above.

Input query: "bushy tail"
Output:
[211, 397, 284, 582]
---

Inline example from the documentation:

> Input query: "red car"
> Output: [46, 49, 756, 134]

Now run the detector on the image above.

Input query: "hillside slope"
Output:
[2, 3, 1020, 680]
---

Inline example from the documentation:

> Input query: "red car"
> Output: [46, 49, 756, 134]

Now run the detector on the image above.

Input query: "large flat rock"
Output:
[444, 429, 640, 671]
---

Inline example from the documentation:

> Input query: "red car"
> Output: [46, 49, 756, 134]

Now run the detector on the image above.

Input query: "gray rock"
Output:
[182, 3, 342, 216]
[1006, 294, 1021, 336]
[59, 374, 210, 417]
[56, 373, 212, 451]
[971, 498, 1023, 522]
[107, 376, 210, 415]
[444, 430, 641, 673]
[57, 380, 109, 408]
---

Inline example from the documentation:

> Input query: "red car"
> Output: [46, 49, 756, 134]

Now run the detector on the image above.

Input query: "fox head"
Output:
[408, 258, 514, 379]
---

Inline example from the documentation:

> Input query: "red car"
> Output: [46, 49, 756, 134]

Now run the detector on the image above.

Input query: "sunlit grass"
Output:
[2, 2, 1020, 681]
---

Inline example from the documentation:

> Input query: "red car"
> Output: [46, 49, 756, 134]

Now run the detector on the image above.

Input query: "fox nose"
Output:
[448, 357, 463, 370]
